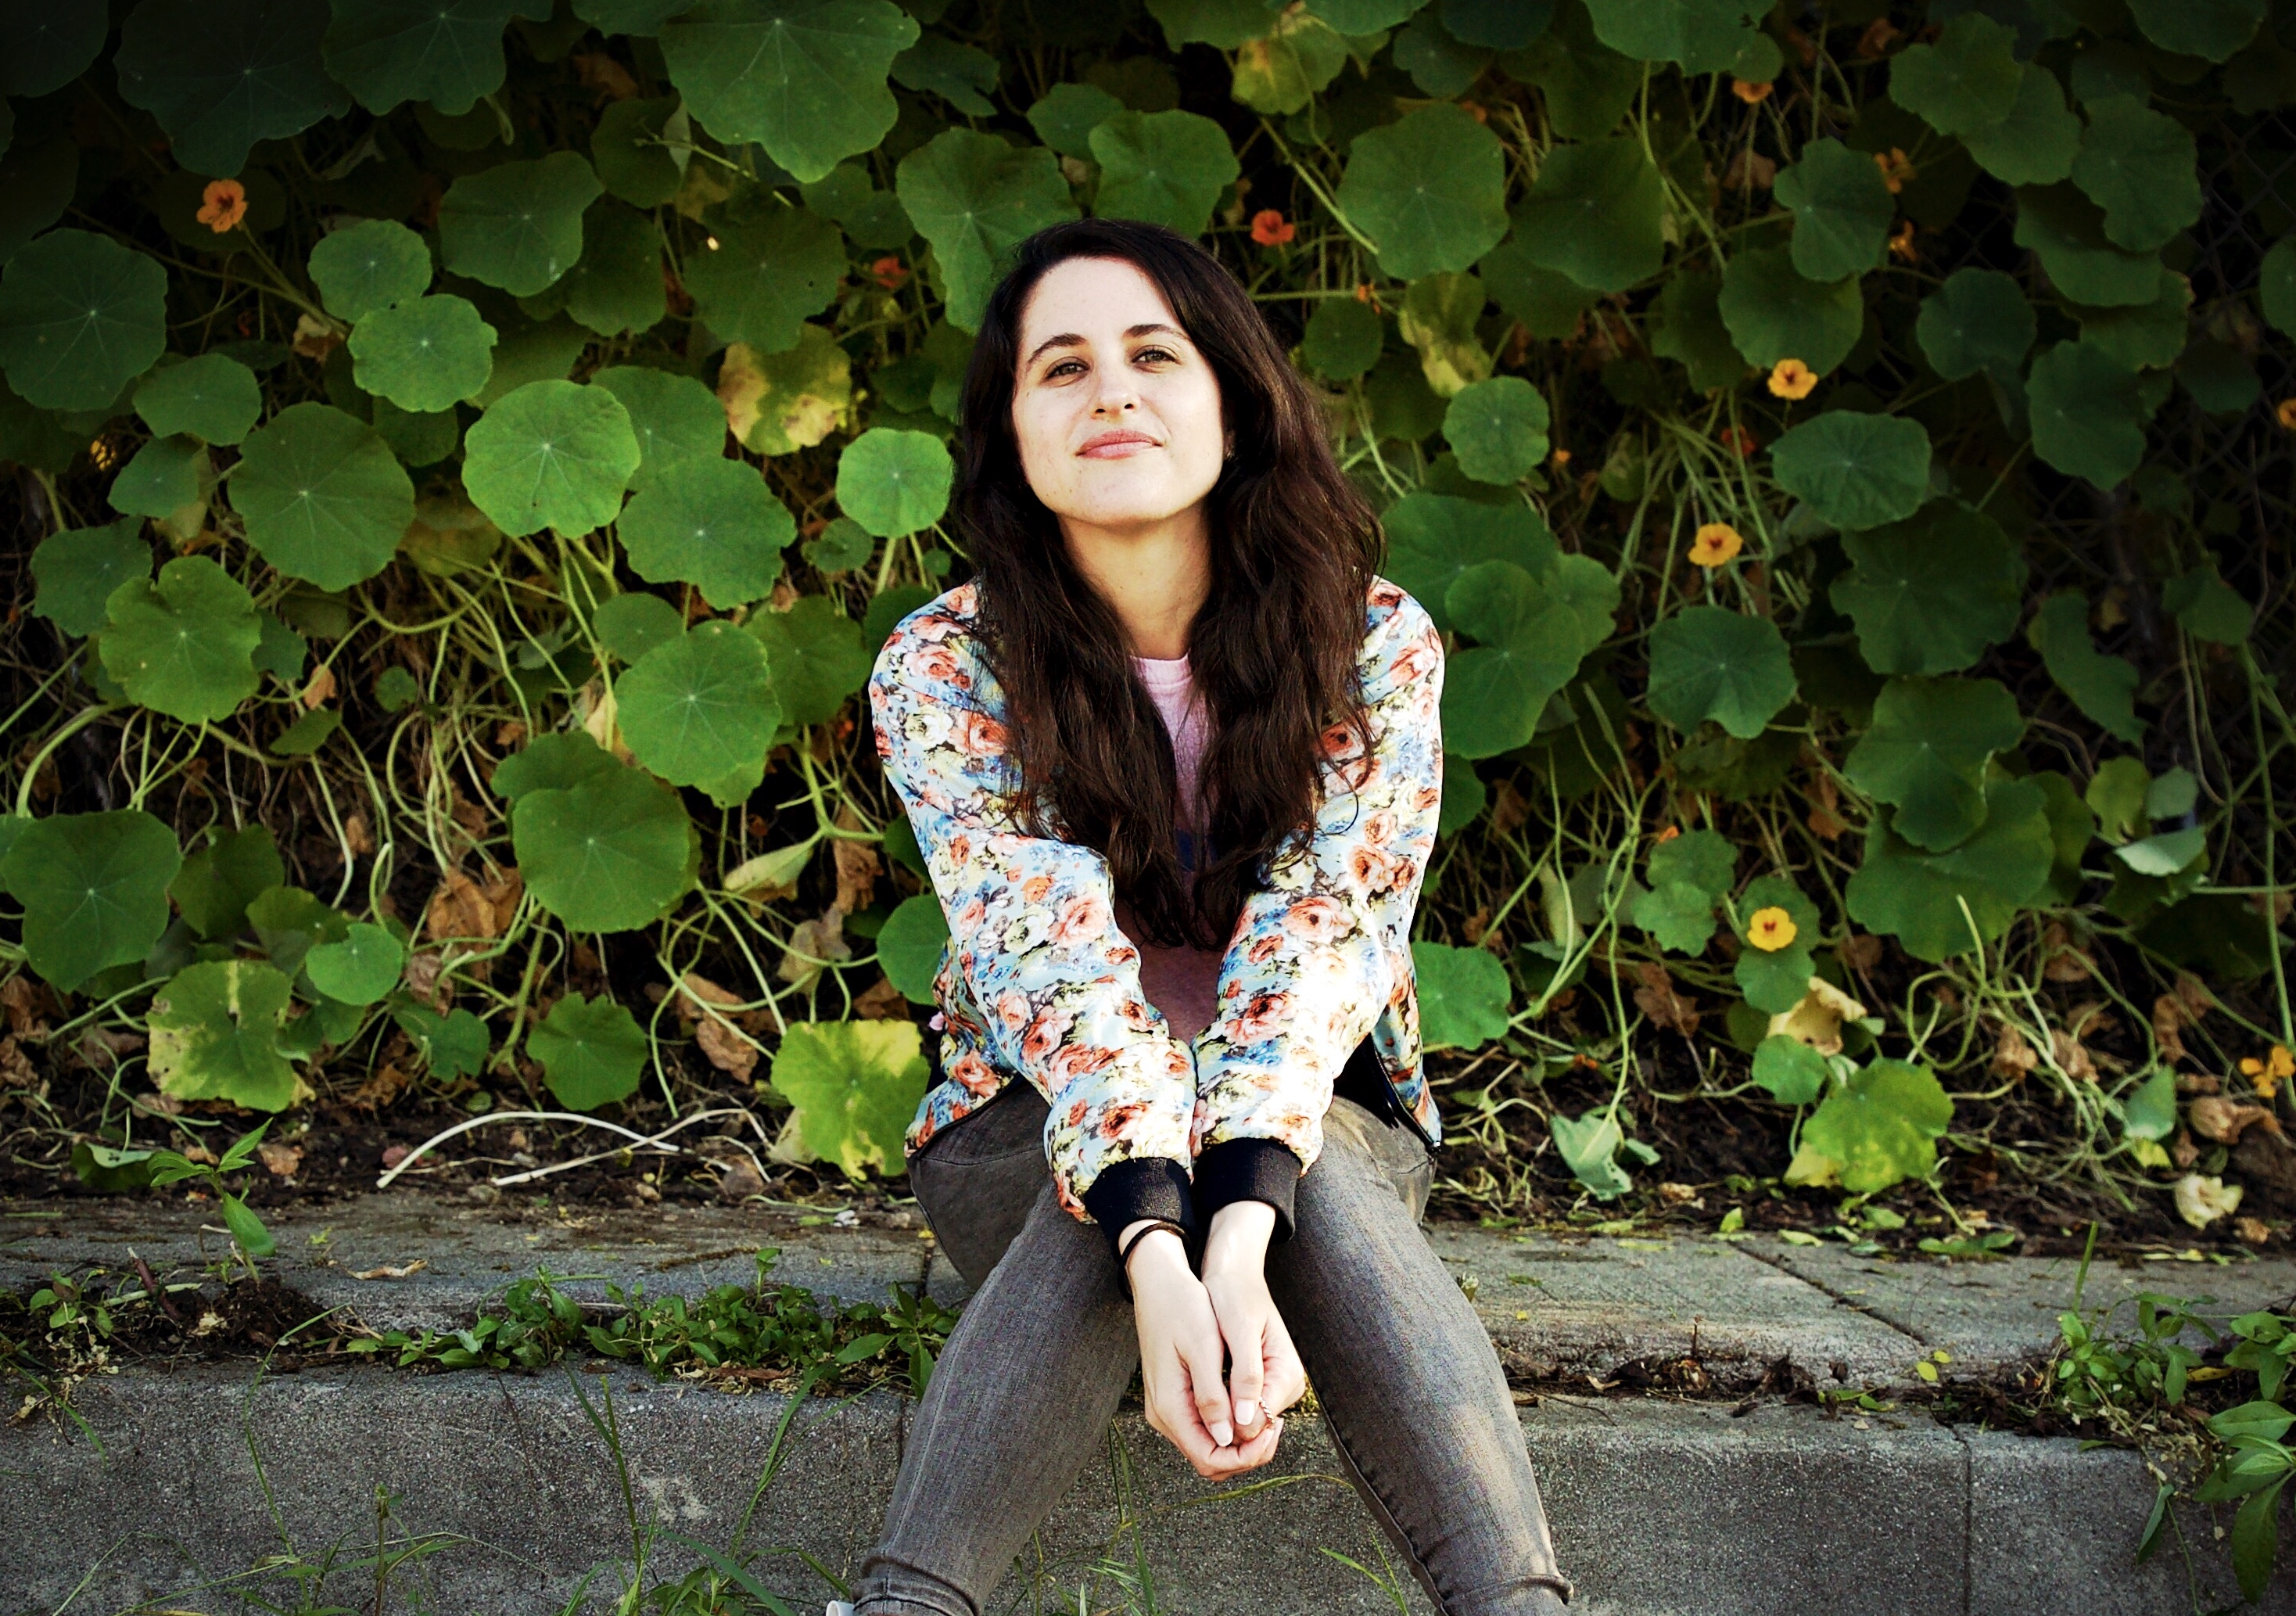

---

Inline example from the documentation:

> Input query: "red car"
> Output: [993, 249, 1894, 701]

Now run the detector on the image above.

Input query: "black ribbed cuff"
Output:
[1080, 1155, 1197, 1300]
[1192, 1137, 1305, 1244]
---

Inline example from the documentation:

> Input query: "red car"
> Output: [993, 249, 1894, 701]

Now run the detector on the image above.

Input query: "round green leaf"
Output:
[836, 427, 953, 537]
[574, 0, 697, 32]
[1831, 500, 2025, 676]
[439, 151, 604, 296]
[617, 621, 782, 805]
[530, 991, 650, 1111]
[559, 200, 667, 338]
[876, 892, 949, 1004]
[1026, 81, 1125, 157]
[148, 961, 299, 1111]
[1440, 555, 1618, 758]
[309, 219, 433, 322]
[746, 594, 872, 726]
[1844, 676, 2025, 852]
[96, 555, 262, 723]
[682, 204, 845, 352]
[1411, 939, 1512, 1050]
[1492, 135, 1656, 294]
[594, 591, 686, 666]
[2028, 590, 2144, 745]
[372, 397, 461, 467]
[2071, 96, 2202, 255]
[2028, 339, 2149, 488]
[0, 228, 169, 411]
[1769, 411, 1932, 531]
[1648, 268, 1745, 390]
[1961, 64, 2080, 188]
[322, 0, 519, 116]
[303, 921, 407, 1005]
[1774, 138, 1894, 284]
[2014, 184, 2162, 309]
[32, 518, 150, 638]
[1633, 881, 1720, 954]
[1752, 1036, 1828, 1105]
[766, 1019, 929, 1177]
[0, 809, 182, 994]
[1442, 377, 1549, 484]
[1089, 109, 1240, 237]
[1235, 9, 1353, 113]
[1303, 296, 1383, 382]
[135, 354, 261, 447]
[2127, 0, 2265, 61]
[114, 0, 347, 179]
[230, 401, 418, 589]
[661, 0, 921, 184]
[591, 95, 688, 208]
[512, 761, 698, 932]
[1888, 13, 2020, 138]
[1797, 1060, 1952, 1194]
[1335, 104, 1509, 282]
[2076, 268, 2191, 372]
[590, 364, 728, 487]
[619, 455, 794, 609]
[0, 9, 106, 98]
[109, 436, 205, 521]
[723, 322, 853, 454]
[170, 822, 285, 940]
[1382, 491, 1559, 634]
[1717, 245, 1862, 375]
[1582, 0, 1758, 74]
[348, 295, 497, 412]
[463, 379, 641, 537]
[1644, 606, 1797, 740]
[493, 731, 622, 803]
[895, 129, 1078, 332]
[1731, 872, 1819, 1014]
[1915, 268, 2034, 382]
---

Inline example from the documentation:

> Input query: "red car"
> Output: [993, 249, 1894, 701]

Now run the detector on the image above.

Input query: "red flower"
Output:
[1250, 209, 1295, 246]
[871, 255, 909, 289]
[196, 178, 247, 234]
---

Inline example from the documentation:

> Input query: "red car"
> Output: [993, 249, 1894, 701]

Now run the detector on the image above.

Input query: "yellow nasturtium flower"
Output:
[1689, 523, 1744, 568]
[1768, 357, 1818, 399]
[1747, 907, 1798, 952]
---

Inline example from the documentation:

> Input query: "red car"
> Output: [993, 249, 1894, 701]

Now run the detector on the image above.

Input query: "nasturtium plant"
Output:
[683, 205, 845, 353]
[1383, 492, 1559, 634]
[462, 379, 641, 536]
[1732, 872, 1821, 1014]
[230, 403, 418, 590]
[1441, 554, 1620, 758]
[590, 365, 729, 487]
[874, 893, 949, 1004]
[1412, 939, 1512, 1049]
[659, 0, 920, 185]
[1774, 139, 1894, 283]
[113, 0, 347, 180]
[510, 751, 699, 932]
[1915, 268, 2035, 382]
[1752, 1035, 1828, 1106]
[323, 0, 524, 116]
[309, 219, 434, 323]
[1847, 777, 2057, 961]
[2028, 340, 2152, 487]
[1644, 606, 1796, 741]
[1335, 103, 1509, 281]
[896, 128, 1078, 332]
[0, 809, 182, 995]
[1507, 136, 1665, 293]
[348, 296, 498, 414]
[1768, 411, 1932, 532]
[147, 960, 301, 1111]
[1717, 245, 1864, 375]
[619, 455, 793, 608]
[1830, 500, 2026, 677]
[439, 152, 604, 297]
[836, 427, 955, 537]
[530, 990, 651, 1111]
[170, 822, 286, 940]
[2028, 591, 2145, 745]
[1090, 109, 1240, 238]
[135, 354, 262, 447]
[32, 519, 151, 638]
[96, 556, 263, 724]
[614, 620, 784, 808]
[1844, 676, 2025, 852]
[0, 228, 169, 411]
[1633, 827, 1735, 954]
[1789, 1058, 1953, 1194]
[746, 595, 873, 726]
[768, 1018, 931, 1177]
[1443, 376, 1550, 483]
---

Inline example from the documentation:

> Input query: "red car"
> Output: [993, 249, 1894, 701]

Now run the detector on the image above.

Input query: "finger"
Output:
[1225, 1316, 1267, 1435]
[1179, 1330, 1234, 1448]
[1200, 1413, 1285, 1478]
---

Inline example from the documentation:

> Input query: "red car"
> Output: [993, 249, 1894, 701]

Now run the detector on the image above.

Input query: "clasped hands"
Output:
[1119, 1203, 1308, 1481]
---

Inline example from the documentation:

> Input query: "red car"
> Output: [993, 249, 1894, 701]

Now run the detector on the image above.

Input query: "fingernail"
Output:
[1235, 1399, 1257, 1426]
[1211, 1421, 1232, 1445]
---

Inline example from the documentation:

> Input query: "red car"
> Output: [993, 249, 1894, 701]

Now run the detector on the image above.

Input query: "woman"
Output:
[845, 217, 1571, 1616]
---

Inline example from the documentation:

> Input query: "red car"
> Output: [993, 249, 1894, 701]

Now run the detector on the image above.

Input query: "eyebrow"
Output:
[1021, 321, 1189, 372]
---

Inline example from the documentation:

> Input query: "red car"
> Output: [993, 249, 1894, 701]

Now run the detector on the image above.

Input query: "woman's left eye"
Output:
[1134, 347, 1177, 364]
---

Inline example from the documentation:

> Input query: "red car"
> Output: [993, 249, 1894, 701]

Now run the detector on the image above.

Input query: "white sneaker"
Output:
[827, 1603, 856, 1616]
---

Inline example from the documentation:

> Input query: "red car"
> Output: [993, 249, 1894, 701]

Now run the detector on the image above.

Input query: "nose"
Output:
[1093, 375, 1138, 415]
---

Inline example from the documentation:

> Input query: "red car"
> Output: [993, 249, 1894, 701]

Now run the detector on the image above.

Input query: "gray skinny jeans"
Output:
[850, 1079, 1573, 1616]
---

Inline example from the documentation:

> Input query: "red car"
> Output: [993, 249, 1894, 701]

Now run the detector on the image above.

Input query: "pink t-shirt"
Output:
[1111, 652, 1225, 1044]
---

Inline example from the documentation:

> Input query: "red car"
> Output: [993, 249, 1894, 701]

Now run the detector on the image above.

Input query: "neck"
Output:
[1060, 505, 1211, 660]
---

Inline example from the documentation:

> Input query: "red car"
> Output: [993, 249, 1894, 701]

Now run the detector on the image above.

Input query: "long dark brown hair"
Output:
[952, 217, 1383, 952]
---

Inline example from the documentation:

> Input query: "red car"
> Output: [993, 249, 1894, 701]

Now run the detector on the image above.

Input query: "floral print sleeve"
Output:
[866, 582, 1197, 1234]
[1190, 578, 1446, 1181]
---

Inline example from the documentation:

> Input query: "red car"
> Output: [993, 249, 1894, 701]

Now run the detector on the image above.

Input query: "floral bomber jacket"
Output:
[865, 574, 1447, 1260]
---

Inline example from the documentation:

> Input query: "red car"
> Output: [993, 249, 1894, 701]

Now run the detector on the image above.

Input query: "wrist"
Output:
[1120, 1221, 1191, 1280]
[1202, 1200, 1275, 1270]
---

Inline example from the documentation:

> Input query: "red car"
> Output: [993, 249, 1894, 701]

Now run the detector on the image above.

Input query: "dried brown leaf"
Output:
[1632, 961, 1699, 1036]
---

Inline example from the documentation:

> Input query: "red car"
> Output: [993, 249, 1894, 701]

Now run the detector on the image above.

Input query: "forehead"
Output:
[1017, 256, 1182, 343]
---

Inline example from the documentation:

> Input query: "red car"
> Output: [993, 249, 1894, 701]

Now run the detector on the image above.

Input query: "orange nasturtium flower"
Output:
[1888, 219, 1919, 263]
[1747, 907, 1798, 952]
[1689, 523, 1744, 567]
[870, 255, 909, 289]
[1731, 78, 1774, 103]
[2276, 397, 2296, 431]
[197, 178, 248, 234]
[2241, 1045, 2296, 1096]
[1250, 209, 1296, 246]
[1873, 147, 1916, 194]
[1720, 423, 1759, 456]
[1768, 357, 1818, 400]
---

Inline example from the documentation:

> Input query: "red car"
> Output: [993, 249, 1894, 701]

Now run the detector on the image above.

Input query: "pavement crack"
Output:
[1735, 1244, 1933, 1348]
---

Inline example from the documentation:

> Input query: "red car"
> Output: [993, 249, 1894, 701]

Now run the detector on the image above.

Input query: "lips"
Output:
[1078, 429, 1158, 458]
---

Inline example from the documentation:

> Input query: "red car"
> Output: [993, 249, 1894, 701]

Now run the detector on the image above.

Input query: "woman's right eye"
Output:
[1044, 358, 1085, 379]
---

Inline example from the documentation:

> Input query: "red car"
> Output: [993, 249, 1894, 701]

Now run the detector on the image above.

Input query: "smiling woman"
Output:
[851, 218, 1573, 1616]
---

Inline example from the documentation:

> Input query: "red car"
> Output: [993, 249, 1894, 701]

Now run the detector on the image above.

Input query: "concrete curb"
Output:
[6, 1196, 2295, 1613]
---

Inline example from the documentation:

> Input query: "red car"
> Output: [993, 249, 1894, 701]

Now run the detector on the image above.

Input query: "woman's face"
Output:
[1009, 255, 1229, 537]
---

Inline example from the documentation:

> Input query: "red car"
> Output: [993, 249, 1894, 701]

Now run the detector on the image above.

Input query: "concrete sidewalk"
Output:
[5, 1195, 2294, 1614]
